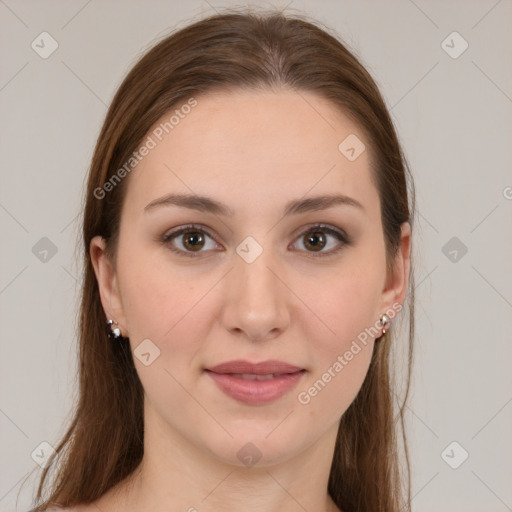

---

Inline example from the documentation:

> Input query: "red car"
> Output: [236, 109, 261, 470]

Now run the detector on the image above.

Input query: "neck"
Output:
[99, 403, 342, 512]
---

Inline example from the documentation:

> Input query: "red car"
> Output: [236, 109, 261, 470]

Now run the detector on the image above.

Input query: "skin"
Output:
[85, 88, 411, 512]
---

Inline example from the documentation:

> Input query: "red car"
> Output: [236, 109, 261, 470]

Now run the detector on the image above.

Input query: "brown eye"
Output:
[303, 231, 327, 252]
[181, 229, 206, 251]
[161, 225, 219, 257]
[161, 223, 349, 259]
[292, 224, 349, 257]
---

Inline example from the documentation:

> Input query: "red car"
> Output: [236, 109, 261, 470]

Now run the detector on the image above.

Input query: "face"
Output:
[91, 88, 410, 468]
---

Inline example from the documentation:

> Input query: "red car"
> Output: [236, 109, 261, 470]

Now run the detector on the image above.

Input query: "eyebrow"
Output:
[144, 192, 365, 217]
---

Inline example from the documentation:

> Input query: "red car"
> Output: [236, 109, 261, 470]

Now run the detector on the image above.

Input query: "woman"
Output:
[31, 9, 415, 512]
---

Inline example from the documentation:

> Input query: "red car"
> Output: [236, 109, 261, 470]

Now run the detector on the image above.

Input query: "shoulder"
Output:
[27, 506, 92, 512]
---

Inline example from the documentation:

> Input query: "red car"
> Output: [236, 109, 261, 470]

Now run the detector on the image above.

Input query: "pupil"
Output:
[184, 231, 204, 250]
[306, 231, 325, 251]
[180, 230, 328, 252]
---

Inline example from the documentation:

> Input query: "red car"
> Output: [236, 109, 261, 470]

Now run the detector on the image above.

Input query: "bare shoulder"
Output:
[33, 505, 96, 512]
[57, 506, 97, 512]
[32, 478, 130, 512]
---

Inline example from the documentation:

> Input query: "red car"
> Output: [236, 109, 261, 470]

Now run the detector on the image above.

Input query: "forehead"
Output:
[123, 88, 379, 218]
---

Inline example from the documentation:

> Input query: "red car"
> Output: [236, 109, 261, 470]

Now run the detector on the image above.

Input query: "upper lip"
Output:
[206, 359, 304, 375]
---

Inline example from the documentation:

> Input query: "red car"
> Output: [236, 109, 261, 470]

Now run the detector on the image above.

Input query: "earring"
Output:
[106, 319, 122, 340]
[379, 314, 391, 335]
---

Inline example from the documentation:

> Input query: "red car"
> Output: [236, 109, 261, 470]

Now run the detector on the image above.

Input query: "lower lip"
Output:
[205, 370, 306, 405]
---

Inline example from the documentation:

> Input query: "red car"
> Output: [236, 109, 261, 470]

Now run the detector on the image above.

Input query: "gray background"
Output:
[1, 1, 511, 511]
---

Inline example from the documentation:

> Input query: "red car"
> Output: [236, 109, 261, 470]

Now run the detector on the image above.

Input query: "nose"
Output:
[220, 247, 290, 342]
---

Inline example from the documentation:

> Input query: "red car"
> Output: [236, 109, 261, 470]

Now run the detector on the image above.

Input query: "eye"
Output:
[160, 223, 350, 258]
[290, 224, 350, 257]
[161, 224, 220, 258]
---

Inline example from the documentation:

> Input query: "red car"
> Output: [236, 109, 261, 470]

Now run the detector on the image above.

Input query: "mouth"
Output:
[206, 359, 305, 375]
[218, 373, 293, 381]
[204, 359, 306, 405]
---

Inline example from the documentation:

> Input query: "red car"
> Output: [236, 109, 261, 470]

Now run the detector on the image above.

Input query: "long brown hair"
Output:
[31, 9, 415, 512]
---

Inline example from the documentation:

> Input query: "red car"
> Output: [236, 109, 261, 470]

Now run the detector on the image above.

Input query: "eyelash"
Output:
[160, 223, 350, 259]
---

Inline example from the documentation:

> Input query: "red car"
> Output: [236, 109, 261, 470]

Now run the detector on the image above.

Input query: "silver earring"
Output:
[379, 314, 391, 335]
[106, 319, 122, 340]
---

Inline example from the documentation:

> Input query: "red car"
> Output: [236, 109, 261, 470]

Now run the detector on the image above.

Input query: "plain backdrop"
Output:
[1, 1, 511, 511]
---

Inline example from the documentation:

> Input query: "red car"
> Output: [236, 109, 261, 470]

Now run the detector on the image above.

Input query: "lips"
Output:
[205, 359, 306, 405]
[206, 359, 304, 375]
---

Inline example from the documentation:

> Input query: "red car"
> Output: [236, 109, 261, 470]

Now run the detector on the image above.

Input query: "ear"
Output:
[90, 236, 127, 336]
[378, 222, 411, 315]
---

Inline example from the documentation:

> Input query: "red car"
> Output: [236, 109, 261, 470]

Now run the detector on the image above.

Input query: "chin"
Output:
[198, 424, 311, 469]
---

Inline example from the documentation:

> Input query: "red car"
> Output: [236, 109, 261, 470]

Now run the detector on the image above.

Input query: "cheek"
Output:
[116, 242, 194, 341]
[296, 257, 383, 411]
[305, 261, 384, 352]
[297, 279, 377, 416]
[116, 243, 220, 379]
[298, 346, 372, 421]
